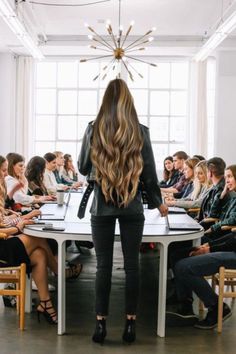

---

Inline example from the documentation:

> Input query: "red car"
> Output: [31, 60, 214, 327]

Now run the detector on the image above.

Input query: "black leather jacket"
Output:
[78, 122, 162, 216]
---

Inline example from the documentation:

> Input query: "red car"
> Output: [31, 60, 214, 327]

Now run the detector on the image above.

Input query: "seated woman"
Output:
[0, 212, 58, 324]
[166, 160, 211, 210]
[159, 156, 179, 188]
[166, 157, 200, 200]
[54, 151, 82, 189]
[203, 164, 236, 243]
[5, 153, 51, 211]
[62, 153, 84, 187]
[26, 156, 55, 198]
[43, 153, 69, 196]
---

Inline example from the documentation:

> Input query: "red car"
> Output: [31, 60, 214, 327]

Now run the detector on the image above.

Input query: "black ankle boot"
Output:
[122, 318, 136, 343]
[92, 319, 107, 344]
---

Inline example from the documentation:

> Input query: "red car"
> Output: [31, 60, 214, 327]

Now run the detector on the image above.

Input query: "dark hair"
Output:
[173, 151, 188, 160]
[64, 154, 72, 172]
[163, 156, 174, 182]
[207, 157, 226, 177]
[44, 152, 56, 163]
[225, 165, 236, 182]
[25, 156, 46, 186]
[192, 154, 205, 161]
[0, 155, 6, 168]
[6, 153, 25, 178]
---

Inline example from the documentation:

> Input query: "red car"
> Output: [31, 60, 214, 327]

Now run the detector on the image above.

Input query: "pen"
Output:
[41, 213, 54, 216]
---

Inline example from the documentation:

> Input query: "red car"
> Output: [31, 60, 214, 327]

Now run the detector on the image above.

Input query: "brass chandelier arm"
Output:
[124, 30, 153, 51]
[124, 59, 144, 78]
[125, 55, 157, 67]
[80, 54, 113, 62]
[88, 26, 114, 50]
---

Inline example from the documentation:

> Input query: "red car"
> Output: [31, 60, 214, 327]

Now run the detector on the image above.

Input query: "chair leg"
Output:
[19, 263, 26, 330]
[217, 267, 225, 333]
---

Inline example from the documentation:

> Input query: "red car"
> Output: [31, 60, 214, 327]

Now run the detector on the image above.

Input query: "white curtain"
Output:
[15, 56, 35, 159]
[189, 60, 208, 157]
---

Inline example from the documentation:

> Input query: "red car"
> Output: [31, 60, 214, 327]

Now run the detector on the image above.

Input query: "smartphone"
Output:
[42, 226, 65, 232]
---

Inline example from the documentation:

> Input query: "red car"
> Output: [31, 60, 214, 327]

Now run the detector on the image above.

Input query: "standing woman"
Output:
[78, 79, 168, 344]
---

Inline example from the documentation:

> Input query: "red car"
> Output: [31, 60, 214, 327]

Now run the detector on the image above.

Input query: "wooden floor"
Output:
[0, 243, 235, 354]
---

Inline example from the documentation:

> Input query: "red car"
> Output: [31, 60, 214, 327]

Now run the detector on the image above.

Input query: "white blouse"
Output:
[5, 175, 34, 205]
[43, 169, 63, 195]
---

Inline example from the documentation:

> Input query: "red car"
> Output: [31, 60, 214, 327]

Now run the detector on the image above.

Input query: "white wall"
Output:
[0, 53, 16, 156]
[215, 50, 236, 165]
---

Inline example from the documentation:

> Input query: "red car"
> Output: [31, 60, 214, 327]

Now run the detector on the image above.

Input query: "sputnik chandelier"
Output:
[80, 0, 157, 81]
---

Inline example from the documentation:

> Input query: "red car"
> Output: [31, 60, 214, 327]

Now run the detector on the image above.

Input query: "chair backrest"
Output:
[0, 263, 26, 330]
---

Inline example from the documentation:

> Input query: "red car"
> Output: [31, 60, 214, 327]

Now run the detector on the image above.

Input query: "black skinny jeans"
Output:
[91, 214, 145, 316]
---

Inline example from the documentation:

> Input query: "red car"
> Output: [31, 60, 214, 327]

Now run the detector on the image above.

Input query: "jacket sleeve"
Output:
[139, 126, 162, 208]
[209, 233, 236, 252]
[78, 123, 93, 177]
[211, 199, 236, 232]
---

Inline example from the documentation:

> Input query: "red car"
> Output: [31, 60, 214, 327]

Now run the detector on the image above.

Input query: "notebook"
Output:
[168, 207, 186, 214]
[40, 189, 72, 221]
[165, 215, 202, 231]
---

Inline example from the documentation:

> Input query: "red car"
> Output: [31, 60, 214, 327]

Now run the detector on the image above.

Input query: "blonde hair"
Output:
[192, 160, 211, 200]
[91, 79, 143, 207]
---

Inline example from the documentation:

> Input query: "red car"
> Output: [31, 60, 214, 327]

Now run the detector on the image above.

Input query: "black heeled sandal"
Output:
[122, 318, 136, 343]
[92, 318, 107, 344]
[37, 299, 58, 325]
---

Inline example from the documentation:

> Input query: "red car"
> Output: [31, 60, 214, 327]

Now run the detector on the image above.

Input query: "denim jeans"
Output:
[174, 252, 236, 308]
[91, 214, 145, 316]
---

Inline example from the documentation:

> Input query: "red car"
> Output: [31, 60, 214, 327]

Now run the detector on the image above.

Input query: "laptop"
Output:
[168, 207, 186, 214]
[165, 215, 202, 231]
[40, 189, 72, 221]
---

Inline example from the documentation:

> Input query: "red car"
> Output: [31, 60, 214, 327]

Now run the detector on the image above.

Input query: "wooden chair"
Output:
[0, 233, 26, 330]
[212, 267, 236, 333]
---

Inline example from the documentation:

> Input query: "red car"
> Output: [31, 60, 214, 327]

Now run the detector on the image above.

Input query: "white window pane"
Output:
[169, 144, 185, 155]
[58, 116, 77, 140]
[150, 63, 170, 88]
[127, 63, 148, 88]
[170, 92, 187, 116]
[78, 116, 95, 140]
[58, 90, 77, 114]
[36, 89, 56, 114]
[170, 117, 186, 142]
[78, 91, 98, 115]
[99, 89, 105, 106]
[138, 116, 148, 126]
[171, 63, 188, 89]
[56, 142, 77, 161]
[36, 62, 56, 87]
[151, 144, 168, 171]
[150, 117, 168, 141]
[78, 62, 99, 88]
[35, 116, 55, 140]
[150, 91, 169, 115]
[35, 142, 55, 156]
[100, 61, 118, 88]
[58, 62, 78, 88]
[131, 89, 148, 115]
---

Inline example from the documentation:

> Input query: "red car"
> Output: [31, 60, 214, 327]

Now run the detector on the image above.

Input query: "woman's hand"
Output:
[16, 219, 34, 232]
[166, 199, 176, 206]
[204, 228, 212, 235]
[189, 245, 210, 256]
[220, 184, 229, 199]
[158, 204, 168, 217]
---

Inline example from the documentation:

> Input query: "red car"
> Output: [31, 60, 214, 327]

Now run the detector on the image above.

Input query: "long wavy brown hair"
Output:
[91, 79, 144, 207]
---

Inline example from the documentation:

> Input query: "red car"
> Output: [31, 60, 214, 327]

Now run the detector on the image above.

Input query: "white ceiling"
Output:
[1, 0, 236, 57]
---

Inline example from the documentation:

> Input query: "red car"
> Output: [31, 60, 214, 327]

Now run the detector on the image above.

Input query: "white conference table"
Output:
[24, 193, 204, 337]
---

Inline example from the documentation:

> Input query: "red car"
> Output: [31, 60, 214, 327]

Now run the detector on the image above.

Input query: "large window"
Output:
[34, 59, 189, 170]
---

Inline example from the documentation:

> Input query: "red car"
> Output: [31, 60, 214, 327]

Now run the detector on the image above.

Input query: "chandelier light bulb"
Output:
[148, 37, 154, 42]
[88, 34, 93, 40]
[84, 22, 89, 28]
[130, 20, 135, 26]
[152, 27, 156, 31]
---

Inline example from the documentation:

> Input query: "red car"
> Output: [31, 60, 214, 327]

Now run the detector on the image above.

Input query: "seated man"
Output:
[197, 157, 226, 227]
[168, 232, 236, 329]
